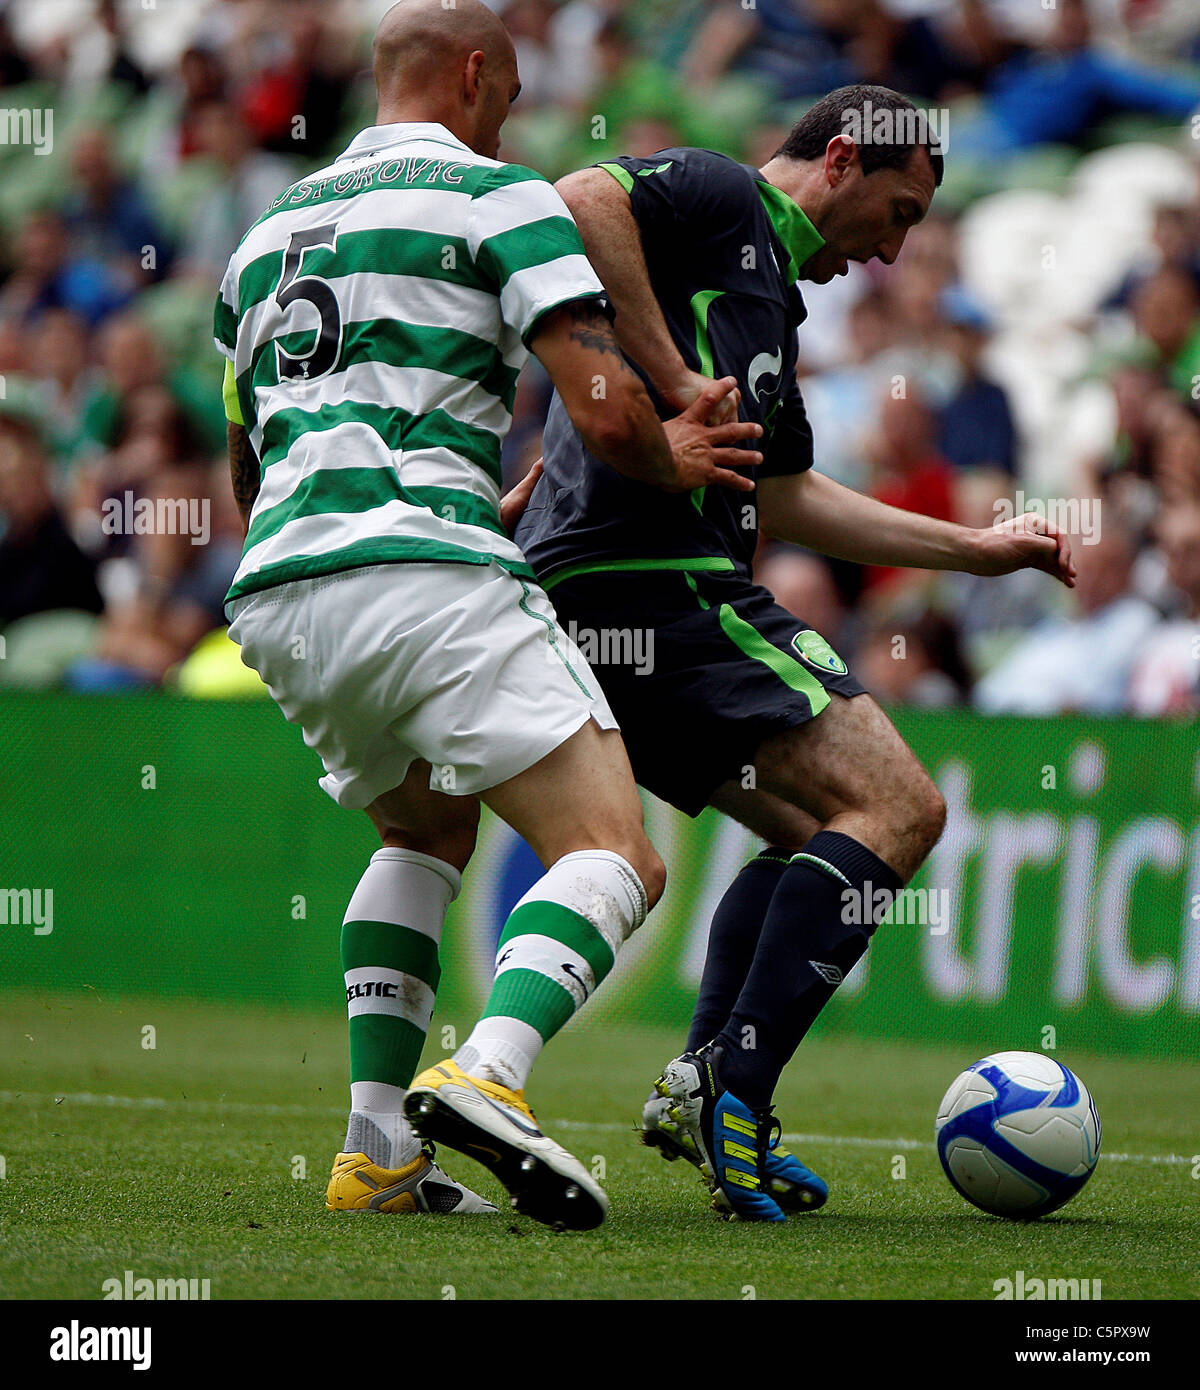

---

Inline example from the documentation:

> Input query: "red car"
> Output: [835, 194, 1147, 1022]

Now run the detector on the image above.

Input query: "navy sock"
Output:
[686, 849, 791, 1052]
[716, 830, 902, 1108]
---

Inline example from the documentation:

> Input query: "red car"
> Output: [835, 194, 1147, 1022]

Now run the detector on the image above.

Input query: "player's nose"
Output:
[874, 231, 908, 266]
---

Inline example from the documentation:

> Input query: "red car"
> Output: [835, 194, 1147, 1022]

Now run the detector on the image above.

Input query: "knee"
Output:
[630, 842, 667, 914]
[910, 777, 946, 864]
[380, 809, 480, 874]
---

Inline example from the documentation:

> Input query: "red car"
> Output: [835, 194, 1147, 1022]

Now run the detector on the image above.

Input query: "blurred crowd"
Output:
[0, 0, 1199, 715]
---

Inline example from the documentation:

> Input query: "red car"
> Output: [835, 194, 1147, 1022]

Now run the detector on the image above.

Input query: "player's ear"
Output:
[462, 49, 486, 106]
[824, 135, 858, 187]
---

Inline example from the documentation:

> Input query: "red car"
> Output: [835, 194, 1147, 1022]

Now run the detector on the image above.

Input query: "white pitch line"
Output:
[0, 1091, 1191, 1166]
[0, 1089, 347, 1119]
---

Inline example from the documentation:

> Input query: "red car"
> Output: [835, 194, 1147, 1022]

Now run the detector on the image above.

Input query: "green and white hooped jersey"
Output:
[214, 122, 605, 606]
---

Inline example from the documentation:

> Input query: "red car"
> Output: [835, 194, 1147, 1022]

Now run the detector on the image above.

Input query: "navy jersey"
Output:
[516, 148, 824, 587]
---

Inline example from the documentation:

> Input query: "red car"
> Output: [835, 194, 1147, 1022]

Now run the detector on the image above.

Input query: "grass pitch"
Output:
[0, 992, 1196, 1301]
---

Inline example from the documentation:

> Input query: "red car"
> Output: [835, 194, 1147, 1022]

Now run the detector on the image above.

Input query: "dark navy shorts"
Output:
[547, 566, 866, 817]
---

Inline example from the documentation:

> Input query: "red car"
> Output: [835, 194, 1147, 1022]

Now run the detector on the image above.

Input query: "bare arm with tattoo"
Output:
[528, 298, 759, 494]
[554, 168, 734, 422]
[227, 421, 260, 534]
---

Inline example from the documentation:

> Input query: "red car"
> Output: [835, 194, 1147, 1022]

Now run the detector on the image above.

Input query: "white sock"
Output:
[341, 848, 461, 1169]
[454, 1018, 545, 1093]
[454, 850, 647, 1091]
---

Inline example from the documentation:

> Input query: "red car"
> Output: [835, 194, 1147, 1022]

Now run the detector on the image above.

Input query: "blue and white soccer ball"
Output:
[935, 1051, 1101, 1219]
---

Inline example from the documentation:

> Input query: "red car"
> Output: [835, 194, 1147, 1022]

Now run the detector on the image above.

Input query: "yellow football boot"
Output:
[326, 1144, 498, 1214]
[404, 1059, 608, 1230]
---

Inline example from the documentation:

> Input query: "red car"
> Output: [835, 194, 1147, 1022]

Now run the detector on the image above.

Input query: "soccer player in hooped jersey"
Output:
[516, 85, 1077, 1222]
[214, 0, 761, 1231]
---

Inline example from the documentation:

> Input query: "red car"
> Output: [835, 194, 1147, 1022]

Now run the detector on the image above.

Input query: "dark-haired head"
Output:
[762, 84, 942, 284]
[775, 85, 943, 186]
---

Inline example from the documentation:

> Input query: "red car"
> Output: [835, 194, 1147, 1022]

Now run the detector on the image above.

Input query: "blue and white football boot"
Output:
[650, 1042, 828, 1220]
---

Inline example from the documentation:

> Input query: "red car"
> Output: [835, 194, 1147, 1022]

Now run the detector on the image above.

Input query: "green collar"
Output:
[756, 180, 824, 283]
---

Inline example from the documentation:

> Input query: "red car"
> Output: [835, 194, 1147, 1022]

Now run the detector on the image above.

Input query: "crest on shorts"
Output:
[792, 630, 847, 675]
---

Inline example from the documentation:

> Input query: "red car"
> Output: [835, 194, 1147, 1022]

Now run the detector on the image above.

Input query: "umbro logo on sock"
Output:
[809, 960, 843, 985]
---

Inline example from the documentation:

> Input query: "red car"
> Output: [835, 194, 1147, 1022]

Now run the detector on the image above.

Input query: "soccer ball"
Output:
[934, 1051, 1101, 1219]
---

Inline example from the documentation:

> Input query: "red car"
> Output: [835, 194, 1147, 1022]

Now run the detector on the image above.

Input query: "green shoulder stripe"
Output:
[597, 162, 635, 195]
[470, 164, 550, 199]
[474, 216, 586, 289]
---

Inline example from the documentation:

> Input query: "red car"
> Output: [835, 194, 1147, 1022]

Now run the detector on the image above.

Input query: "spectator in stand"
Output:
[178, 100, 295, 282]
[955, 0, 1200, 159]
[974, 510, 1159, 714]
[1108, 201, 1200, 309]
[0, 207, 132, 330]
[63, 126, 173, 286]
[76, 312, 225, 470]
[680, 0, 967, 103]
[0, 410, 102, 629]
[231, 0, 357, 157]
[142, 42, 228, 179]
[66, 412, 238, 692]
[935, 286, 1018, 483]
[27, 310, 96, 462]
[855, 609, 972, 707]
[1131, 265, 1200, 399]
[1153, 400, 1200, 503]
[1128, 497, 1200, 715]
[59, 0, 152, 97]
[864, 385, 958, 595]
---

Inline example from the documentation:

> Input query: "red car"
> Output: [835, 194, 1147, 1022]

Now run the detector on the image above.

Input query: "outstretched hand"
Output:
[973, 512, 1077, 587]
[500, 459, 542, 536]
[660, 376, 762, 494]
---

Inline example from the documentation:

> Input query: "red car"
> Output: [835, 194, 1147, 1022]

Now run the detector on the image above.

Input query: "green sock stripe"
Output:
[341, 919, 441, 989]
[480, 968, 575, 1043]
[498, 900, 615, 983]
[348, 1013, 427, 1088]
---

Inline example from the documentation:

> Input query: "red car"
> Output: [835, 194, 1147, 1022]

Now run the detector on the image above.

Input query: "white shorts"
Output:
[227, 561, 618, 809]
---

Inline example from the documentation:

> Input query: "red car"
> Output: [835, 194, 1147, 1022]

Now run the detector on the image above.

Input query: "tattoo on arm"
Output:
[228, 421, 260, 531]
[563, 299, 630, 366]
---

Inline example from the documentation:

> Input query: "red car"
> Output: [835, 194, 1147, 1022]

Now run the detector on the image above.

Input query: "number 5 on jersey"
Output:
[275, 223, 343, 382]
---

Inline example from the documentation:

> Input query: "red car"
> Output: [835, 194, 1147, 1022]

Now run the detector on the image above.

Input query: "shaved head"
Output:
[371, 0, 519, 157]
[374, 0, 516, 108]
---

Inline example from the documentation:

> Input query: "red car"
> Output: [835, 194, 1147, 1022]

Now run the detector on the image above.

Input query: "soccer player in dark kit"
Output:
[517, 85, 1076, 1222]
